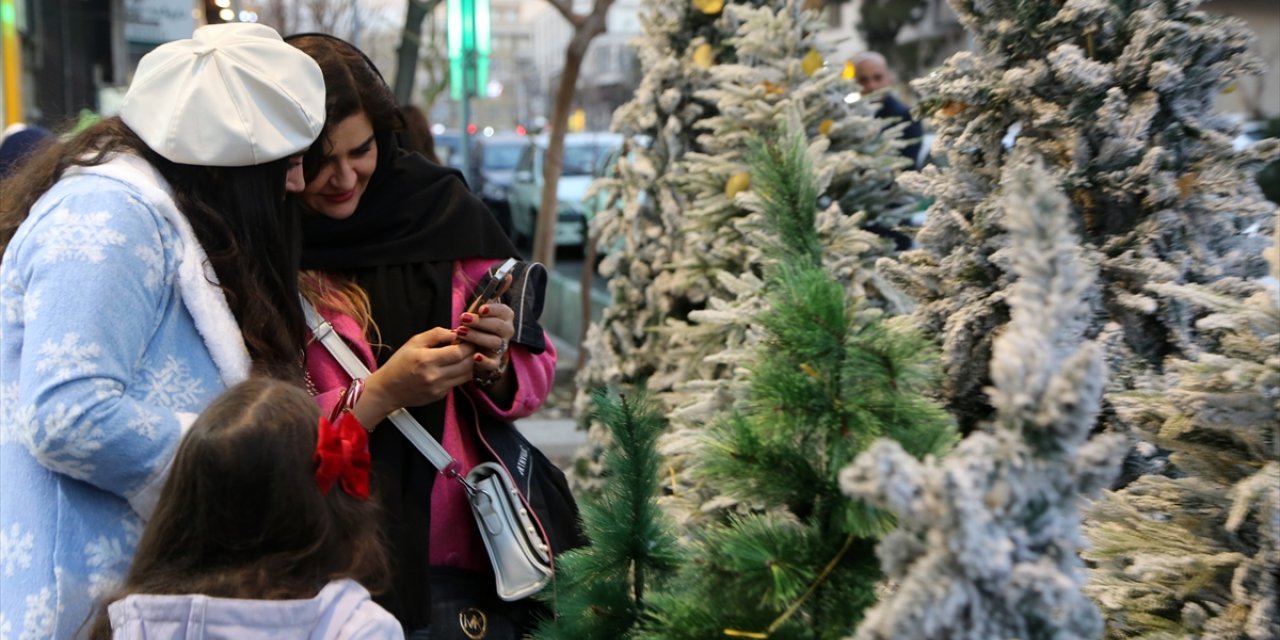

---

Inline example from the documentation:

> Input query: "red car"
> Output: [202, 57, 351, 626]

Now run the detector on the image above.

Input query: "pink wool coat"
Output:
[305, 257, 556, 571]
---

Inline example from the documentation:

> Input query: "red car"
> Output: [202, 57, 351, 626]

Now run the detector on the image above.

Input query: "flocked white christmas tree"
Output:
[842, 151, 1126, 640]
[877, 0, 1279, 433]
[864, 0, 1279, 634]
[574, 0, 912, 502]
[1082, 218, 1279, 639]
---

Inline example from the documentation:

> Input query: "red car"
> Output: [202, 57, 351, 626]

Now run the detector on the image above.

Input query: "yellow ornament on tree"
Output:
[937, 102, 968, 118]
[725, 173, 750, 198]
[692, 43, 714, 69]
[841, 61, 856, 80]
[1177, 172, 1199, 200]
[692, 0, 723, 15]
[760, 80, 786, 96]
[818, 119, 834, 136]
[801, 49, 824, 77]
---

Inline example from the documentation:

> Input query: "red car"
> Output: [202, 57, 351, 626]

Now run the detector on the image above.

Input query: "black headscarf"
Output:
[299, 143, 515, 270]
[292, 30, 515, 271]
[291, 34, 517, 631]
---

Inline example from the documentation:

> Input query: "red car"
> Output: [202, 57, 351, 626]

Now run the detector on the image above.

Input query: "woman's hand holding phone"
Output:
[457, 259, 518, 393]
[353, 327, 479, 427]
[356, 259, 521, 425]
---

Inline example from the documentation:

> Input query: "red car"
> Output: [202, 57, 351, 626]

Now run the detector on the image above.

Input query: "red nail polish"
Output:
[479, 305, 490, 316]
[456, 327, 469, 336]
[474, 353, 484, 362]
[461, 313, 474, 323]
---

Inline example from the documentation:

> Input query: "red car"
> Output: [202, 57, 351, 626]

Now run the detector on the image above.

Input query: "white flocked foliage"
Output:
[1082, 219, 1279, 639]
[842, 153, 1126, 640]
[856, 0, 1279, 634]
[876, 0, 1279, 432]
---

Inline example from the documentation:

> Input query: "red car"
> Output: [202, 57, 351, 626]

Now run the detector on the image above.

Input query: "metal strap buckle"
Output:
[445, 461, 479, 495]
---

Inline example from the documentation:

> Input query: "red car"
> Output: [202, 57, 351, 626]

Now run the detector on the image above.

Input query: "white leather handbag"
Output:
[302, 299, 554, 601]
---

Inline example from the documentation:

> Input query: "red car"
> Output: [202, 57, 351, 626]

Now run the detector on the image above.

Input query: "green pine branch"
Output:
[533, 391, 679, 640]
[744, 127, 822, 267]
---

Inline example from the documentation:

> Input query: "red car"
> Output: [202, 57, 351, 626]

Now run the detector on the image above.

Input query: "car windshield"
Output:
[483, 143, 524, 171]
[562, 144, 605, 176]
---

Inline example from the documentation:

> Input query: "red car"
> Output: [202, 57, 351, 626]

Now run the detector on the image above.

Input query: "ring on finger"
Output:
[475, 363, 503, 387]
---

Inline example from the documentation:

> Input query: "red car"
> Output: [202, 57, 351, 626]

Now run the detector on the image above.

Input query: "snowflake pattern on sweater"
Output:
[0, 156, 249, 639]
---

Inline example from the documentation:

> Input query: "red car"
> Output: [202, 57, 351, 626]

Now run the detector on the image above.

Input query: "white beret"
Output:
[120, 23, 326, 167]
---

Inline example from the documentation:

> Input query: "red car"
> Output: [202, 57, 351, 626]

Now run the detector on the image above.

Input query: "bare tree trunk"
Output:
[393, 0, 444, 104]
[533, 1, 613, 271]
[533, 37, 584, 269]
[577, 226, 598, 372]
[416, 16, 451, 109]
[259, 0, 301, 37]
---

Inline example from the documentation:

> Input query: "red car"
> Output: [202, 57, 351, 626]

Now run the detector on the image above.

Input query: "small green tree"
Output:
[573, 0, 913, 501]
[636, 120, 955, 639]
[533, 391, 679, 639]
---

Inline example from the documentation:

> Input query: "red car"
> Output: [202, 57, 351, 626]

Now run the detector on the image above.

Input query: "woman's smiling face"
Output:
[301, 112, 378, 220]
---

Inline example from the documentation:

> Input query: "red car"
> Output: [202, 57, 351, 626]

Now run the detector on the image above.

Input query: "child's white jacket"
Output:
[108, 579, 402, 639]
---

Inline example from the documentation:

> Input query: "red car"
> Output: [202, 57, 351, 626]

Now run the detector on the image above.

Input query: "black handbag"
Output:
[417, 568, 541, 640]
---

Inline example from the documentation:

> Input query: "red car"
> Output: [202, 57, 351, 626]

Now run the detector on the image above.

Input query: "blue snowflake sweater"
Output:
[0, 154, 251, 638]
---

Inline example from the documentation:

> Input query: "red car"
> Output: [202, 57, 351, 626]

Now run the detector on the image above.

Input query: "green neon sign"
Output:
[448, 0, 490, 100]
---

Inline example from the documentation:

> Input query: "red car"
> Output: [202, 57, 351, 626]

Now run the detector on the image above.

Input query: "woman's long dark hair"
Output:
[0, 118, 307, 378]
[398, 104, 441, 164]
[286, 34, 403, 333]
[285, 34, 400, 184]
[86, 377, 389, 639]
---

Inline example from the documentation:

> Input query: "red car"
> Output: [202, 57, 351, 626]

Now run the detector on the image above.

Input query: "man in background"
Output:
[854, 51, 924, 169]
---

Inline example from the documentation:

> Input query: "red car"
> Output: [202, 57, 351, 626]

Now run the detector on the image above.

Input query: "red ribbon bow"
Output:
[314, 412, 371, 500]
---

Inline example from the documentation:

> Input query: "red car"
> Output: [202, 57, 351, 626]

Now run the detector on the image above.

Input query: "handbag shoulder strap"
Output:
[300, 297, 458, 474]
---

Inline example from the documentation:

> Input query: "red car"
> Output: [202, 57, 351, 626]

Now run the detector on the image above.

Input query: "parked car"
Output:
[507, 132, 623, 249]
[433, 131, 481, 175]
[434, 131, 463, 169]
[475, 133, 527, 237]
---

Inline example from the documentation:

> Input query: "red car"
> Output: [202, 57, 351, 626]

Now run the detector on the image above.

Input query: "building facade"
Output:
[4, 0, 128, 127]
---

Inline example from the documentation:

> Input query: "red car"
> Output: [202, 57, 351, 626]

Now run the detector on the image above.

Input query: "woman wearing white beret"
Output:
[0, 24, 326, 637]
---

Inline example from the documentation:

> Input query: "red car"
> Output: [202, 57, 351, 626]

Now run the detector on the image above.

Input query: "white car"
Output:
[507, 132, 623, 249]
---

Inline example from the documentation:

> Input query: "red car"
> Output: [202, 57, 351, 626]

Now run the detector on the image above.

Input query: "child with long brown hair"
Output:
[87, 377, 400, 639]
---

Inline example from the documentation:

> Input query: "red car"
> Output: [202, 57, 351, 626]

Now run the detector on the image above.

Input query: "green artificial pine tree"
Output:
[533, 392, 679, 639]
[572, 0, 913, 498]
[636, 121, 955, 639]
[1082, 219, 1279, 639]
[876, 0, 1279, 433]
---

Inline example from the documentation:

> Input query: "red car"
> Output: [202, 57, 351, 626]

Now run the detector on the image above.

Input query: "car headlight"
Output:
[480, 181, 509, 201]
[556, 201, 585, 222]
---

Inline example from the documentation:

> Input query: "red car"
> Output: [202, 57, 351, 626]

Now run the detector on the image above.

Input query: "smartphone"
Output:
[466, 258, 519, 314]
